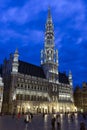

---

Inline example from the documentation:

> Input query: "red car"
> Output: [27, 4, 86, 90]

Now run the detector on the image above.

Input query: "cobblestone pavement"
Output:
[0, 113, 87, 130]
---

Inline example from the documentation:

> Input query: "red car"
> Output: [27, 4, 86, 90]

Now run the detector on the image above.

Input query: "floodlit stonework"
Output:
[0, 76, 4, 112]
[1, 9, 75, 114]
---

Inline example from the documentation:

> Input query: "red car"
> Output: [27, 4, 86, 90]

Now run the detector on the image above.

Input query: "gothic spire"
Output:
[45, 8, 54, 49]
[47, 7, 52, 21]
[41, 8, 59, 83]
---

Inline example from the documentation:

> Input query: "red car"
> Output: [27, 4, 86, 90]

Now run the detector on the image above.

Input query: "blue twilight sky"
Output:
[0, 0, 87, 88]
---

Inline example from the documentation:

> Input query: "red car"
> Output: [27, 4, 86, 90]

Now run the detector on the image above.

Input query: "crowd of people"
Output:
[50, 112, 87, 130]
[51, 114, 61, 130]
[2, 111, 87, 130]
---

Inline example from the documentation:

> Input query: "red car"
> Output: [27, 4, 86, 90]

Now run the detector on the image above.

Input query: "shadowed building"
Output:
[74, 86, 82, 112]
[74, 82, 87, 112]
[1, 9, 75, 114]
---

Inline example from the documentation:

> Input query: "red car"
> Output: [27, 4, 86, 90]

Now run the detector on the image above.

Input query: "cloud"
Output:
[1, 7, 28, 24]
[0, 27, 43, 48]
[0, 0, 49, 24]
[53, 0, 85, 18]
[76, 37, 83, 44]
[53, 0, 87, 40]
[0, 0, 87, 87]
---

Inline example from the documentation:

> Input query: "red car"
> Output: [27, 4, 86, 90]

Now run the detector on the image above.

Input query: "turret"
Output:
[12, 49, 19, 73]
[69, 70, 73, 86]
[0, 76, 4, 88]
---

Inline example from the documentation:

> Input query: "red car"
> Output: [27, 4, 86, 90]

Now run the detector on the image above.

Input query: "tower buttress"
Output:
[12, 49, 19, 73]
[41, 8, 59, 83]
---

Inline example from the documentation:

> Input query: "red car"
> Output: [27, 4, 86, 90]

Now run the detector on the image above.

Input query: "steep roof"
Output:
[59, 72, 69, 84]
[0, 65, 2, 76]
[18, 60, 46, 79]
[18, 60, 69, 84]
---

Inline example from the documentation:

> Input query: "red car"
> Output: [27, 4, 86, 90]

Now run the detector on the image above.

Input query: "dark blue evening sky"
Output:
[0, 0, 87, 88]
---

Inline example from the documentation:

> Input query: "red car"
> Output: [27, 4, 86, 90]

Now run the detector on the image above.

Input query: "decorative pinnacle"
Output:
[69, 70, 72, 75]
[15, 48, 18, 54]
[48, 7, 51, 18]
[47, 7, 52, 21]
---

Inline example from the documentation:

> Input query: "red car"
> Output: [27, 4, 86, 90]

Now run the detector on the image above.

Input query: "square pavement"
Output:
[0, 113, 87, 130]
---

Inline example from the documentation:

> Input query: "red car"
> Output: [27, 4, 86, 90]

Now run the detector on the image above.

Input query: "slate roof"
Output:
[18, 60, 46, 79]
[18, 60, 69, 84]
[59, 72, 69, 84]
[0, 65, 2, 76]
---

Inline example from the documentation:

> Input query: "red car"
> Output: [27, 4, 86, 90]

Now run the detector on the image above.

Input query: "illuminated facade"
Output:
[2, 9, 75, 114]
[0, 76, 4, 112]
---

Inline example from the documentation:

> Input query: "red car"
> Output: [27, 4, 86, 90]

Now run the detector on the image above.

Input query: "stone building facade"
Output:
[0, 76, 4, 112]
[74, 82, 87, 112]
[1, 9, 75, 114]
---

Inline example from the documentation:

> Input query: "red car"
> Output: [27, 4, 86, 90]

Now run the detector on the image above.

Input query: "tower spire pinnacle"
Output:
[48, 7, 51, 18]
[45, 8, 54, 49]
[47, 7, 52, 22]
[41, 9, 59, 83]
